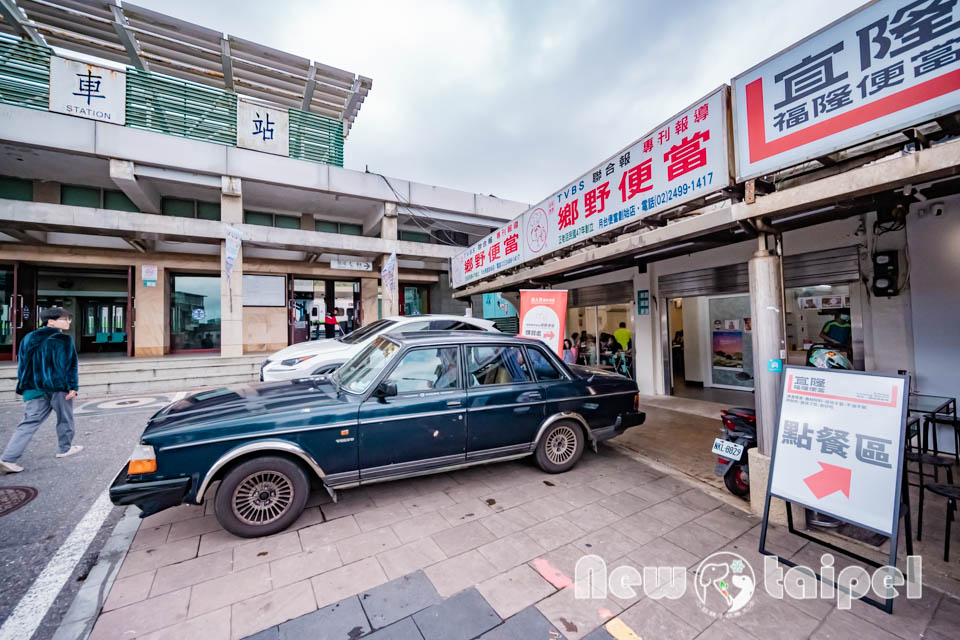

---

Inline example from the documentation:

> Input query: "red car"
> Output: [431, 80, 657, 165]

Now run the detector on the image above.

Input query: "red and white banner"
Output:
[519, 290, 568, 357]
[733, 0, 960, 180]
[451, 87, 732, 288]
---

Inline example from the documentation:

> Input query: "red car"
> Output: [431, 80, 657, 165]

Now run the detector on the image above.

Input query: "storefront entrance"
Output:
[288, 278, 360, 345]
[564, 281, 634, 378]
[2, 263, 134, 360]
[170, 274, 221, 353]
[659, 247, 862, 404]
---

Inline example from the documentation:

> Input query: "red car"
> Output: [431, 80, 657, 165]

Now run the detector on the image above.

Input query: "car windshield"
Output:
[332, 336, 400, 393]
[338, 318, 397, 345]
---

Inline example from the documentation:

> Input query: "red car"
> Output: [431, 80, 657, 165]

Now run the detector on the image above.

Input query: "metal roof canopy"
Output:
[0, 0, 372, 135]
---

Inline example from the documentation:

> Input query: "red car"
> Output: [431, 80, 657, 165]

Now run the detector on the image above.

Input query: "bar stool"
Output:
[912, 451, 958, 561]
[923, 415, 960, 465]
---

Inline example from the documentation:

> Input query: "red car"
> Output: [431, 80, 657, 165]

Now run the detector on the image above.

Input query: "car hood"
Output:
[266, 340, 354, 362]
[142, 378, 346, 438]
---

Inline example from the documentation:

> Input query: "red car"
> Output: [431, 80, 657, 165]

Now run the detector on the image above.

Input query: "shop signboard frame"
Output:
[732, 0, 960, 181]
[759, 366, 913, 614]
[451, 86, 734, 288]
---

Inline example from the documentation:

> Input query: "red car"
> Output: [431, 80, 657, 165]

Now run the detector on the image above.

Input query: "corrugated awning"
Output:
[0, 0, 372, 136]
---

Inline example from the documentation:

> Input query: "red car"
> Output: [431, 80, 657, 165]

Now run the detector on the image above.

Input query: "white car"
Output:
[260, 314, 499, 381]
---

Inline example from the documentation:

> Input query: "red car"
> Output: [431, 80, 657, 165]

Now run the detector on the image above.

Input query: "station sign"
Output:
[733, 0, 960, 181]
[768, 366, 908, 535]
[451, 86, 732, 288]
[237, 98, 290, 156]
[49, 57, 126, 125]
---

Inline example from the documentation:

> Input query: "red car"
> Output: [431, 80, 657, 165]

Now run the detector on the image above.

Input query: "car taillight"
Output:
[128, 443, 157, 475]
[633, 394, 639, 411]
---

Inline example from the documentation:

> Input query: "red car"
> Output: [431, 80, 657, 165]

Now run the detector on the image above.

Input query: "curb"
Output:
[51, 506, 141, 640]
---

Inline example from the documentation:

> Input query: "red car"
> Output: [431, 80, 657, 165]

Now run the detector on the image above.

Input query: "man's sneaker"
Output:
[56, 445, 84, 459]
[0, 460, 24, 473]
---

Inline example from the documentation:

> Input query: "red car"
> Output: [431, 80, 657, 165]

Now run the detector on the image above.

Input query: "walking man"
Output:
[0, 307, 83, 473]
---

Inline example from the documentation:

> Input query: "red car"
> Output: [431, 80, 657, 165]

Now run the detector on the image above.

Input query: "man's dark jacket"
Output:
[15, 327, 79, 395]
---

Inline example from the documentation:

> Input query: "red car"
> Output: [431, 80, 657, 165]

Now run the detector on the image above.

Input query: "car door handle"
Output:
[446, 400, 462, 408]
[519, 392, 542, 401]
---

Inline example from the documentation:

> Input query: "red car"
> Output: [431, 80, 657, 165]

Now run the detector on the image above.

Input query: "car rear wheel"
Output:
[535, 421, 584, 473]
[214, 456, 309, 538]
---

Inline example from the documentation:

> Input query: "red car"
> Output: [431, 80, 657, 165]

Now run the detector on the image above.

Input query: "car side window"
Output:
[526, 347, 563, 381]
[467, 345, 531, 387]
[399, 320, 431, 332]
[428, 320, 459, 330]
[385, 347, 460, 393]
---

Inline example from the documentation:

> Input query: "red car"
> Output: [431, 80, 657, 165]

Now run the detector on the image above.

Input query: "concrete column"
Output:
[361, 277, 379, 325]
[220, 177, 244, 357]
[134, 264, 168, 357]
[748, 235, 786, 456]
[380, 202, 400, 317]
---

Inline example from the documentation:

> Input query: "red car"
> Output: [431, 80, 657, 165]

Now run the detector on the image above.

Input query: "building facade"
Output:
[0, 2, 527, 361]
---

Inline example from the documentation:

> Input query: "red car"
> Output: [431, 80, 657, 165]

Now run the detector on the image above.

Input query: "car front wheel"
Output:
[535, 421, 585, 473]
[214, 456, 309, 538]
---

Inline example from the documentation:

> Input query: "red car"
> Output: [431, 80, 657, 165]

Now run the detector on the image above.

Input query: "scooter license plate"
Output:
[712, 438, 744, 461]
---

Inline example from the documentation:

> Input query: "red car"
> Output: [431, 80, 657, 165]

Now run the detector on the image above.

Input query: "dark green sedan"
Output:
[110, 331, 645, 537]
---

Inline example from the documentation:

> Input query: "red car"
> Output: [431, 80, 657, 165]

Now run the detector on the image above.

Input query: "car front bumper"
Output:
[109, 465, 192, 518]
[591, 411, 646, 442]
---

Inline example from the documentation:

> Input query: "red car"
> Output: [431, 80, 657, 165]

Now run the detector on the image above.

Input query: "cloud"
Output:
[133, 0, 865, 204]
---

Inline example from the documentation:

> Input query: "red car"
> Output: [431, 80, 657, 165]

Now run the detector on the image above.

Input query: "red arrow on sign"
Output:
[543, 331, 556, 341]
[803, 462, 851, 500]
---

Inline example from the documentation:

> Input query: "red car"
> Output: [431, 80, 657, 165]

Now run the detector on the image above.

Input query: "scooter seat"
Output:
[724, 407, 755, 418]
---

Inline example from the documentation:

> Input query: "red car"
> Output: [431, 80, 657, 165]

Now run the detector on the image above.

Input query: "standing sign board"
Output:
[49, 57, 126, 125]
[237, 98, 290, 156]
[519, 290, 568, 357]
[768, 366, 908, 535]
[733, 0, 960, 181]
[451, 86, 732, 288]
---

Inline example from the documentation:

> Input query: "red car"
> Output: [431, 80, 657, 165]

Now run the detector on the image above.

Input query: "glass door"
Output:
[0, 268, 12, 360]
[11, 262, 37, 362]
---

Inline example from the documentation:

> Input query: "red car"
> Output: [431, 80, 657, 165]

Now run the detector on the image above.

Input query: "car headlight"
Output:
[128, 443, 157, 475]
[281, 355, 315, 367]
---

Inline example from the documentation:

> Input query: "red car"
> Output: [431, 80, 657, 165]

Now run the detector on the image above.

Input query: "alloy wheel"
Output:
[232, 470, 295, 525]
[545, 425, 578, 465]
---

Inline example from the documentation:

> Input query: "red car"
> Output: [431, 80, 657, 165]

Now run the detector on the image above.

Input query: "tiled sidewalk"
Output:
[86, 447, 959, 640]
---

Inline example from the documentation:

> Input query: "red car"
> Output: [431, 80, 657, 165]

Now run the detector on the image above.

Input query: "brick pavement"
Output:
[86, 446, 959, 640]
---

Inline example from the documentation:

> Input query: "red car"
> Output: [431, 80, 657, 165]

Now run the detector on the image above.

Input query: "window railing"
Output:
[0, 33, 344, 166]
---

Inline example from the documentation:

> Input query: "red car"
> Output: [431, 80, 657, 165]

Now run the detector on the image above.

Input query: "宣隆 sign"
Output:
[49, 57, 126, 125]
[237, 98, 290, 156]
[733, 0, 960, 180]
[451, 86, 732, 288]
[768, 366, 907, 535]
[519, 290, 568, 357]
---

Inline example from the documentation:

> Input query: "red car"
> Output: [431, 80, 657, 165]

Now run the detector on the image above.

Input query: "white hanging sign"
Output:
[49, 57, 126, 125]
[237, 98, 289, 156]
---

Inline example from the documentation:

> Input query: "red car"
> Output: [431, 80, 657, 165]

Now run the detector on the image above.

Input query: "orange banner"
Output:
[519, 290, 568, 357]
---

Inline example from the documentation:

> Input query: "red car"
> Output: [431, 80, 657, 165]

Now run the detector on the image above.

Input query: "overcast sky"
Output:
[135, 0, 865, 205]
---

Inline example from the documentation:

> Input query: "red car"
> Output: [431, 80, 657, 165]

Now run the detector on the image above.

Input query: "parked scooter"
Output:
[714, 404, 756, 497]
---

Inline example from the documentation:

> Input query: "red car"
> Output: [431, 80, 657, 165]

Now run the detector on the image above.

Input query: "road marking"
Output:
[0, 490, 114, 640]
[605, 617, 643, 640]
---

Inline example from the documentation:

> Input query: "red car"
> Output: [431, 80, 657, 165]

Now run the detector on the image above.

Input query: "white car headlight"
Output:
[281, 355, 315, 367]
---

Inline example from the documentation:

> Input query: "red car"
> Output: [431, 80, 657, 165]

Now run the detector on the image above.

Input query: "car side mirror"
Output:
[374, 381, 397, 401]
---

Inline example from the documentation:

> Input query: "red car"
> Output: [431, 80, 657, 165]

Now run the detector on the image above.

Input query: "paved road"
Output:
[0, 391, 185, 640]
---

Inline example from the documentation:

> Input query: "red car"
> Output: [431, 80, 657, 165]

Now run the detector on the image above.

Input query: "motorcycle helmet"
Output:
[809, 349, 852, 370]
